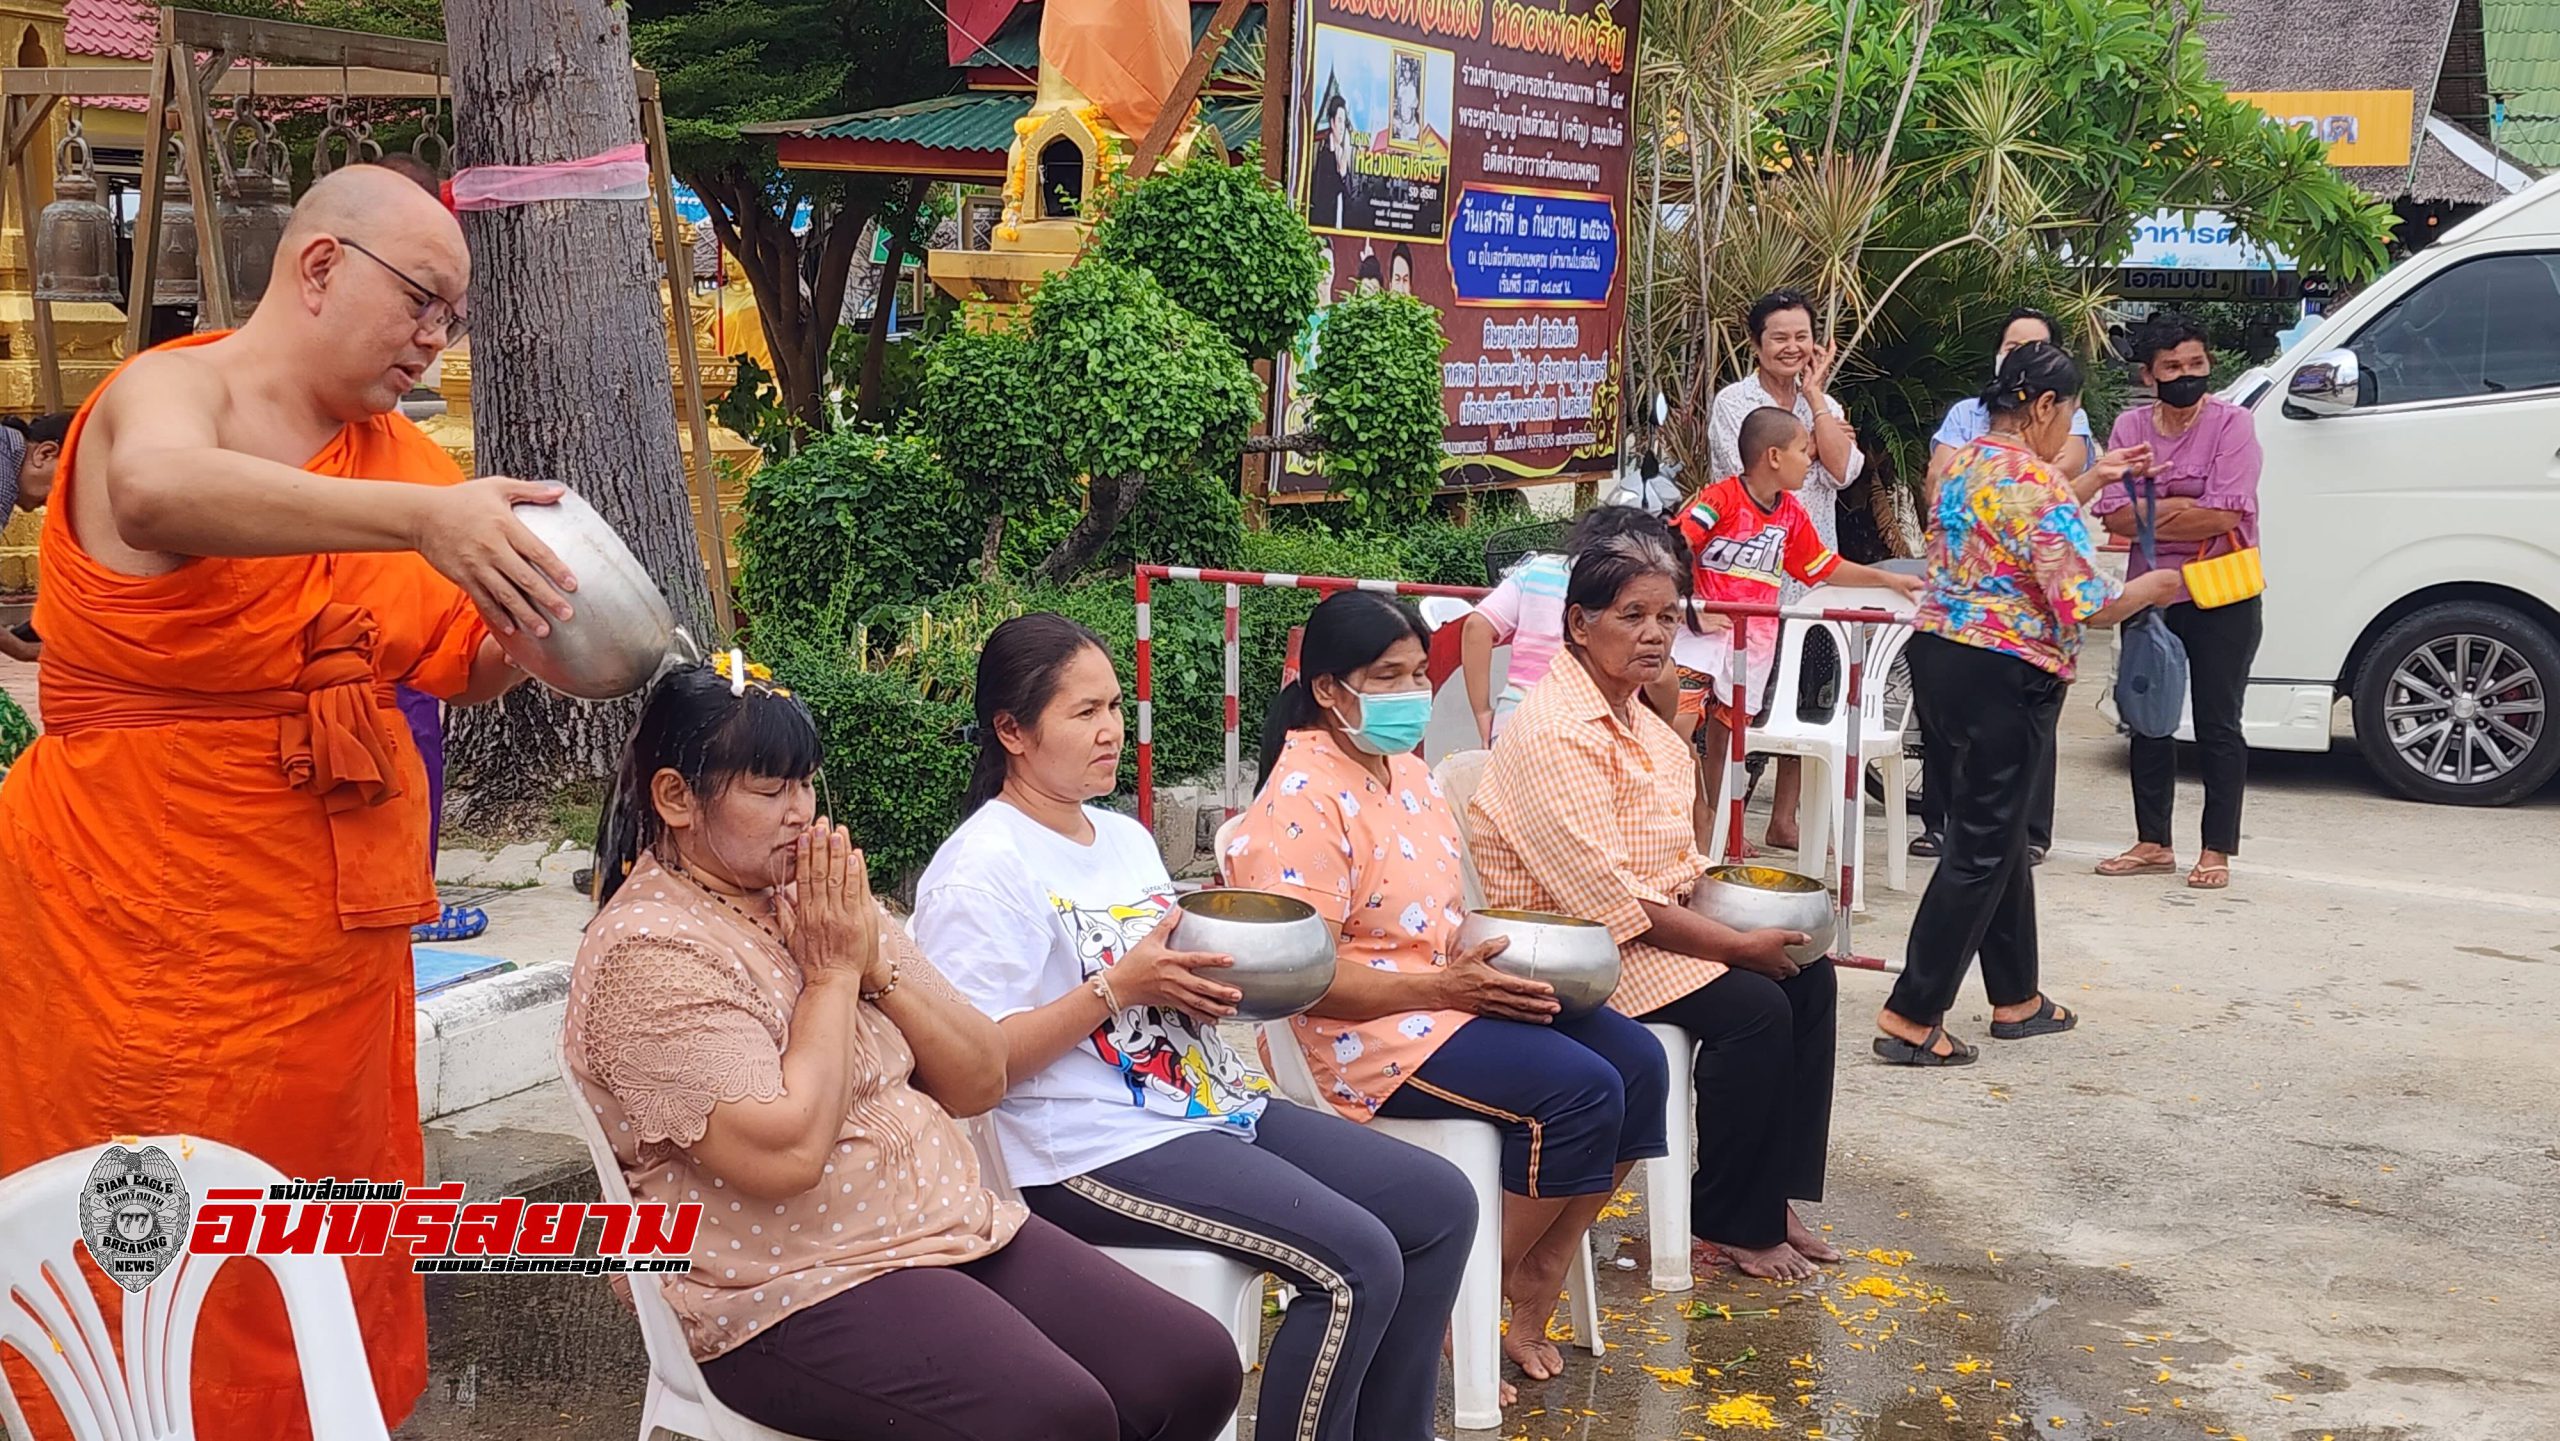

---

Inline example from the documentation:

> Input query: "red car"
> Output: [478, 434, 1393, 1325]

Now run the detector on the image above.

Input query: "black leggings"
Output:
[1023, 1101, 1475, 1441]
[1637, 961, 1838, 1250]
[1890, 633, 2062, 1028]
[2131, 596, 2263, 855]
[699, 1214, 1242, 1441]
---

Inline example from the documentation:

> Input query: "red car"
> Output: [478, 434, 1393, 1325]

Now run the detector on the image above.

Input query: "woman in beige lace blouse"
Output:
[563, 659, 1241, 1441]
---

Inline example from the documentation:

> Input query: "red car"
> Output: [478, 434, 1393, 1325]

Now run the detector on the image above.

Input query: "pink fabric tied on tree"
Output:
[449, 142, 650, 212]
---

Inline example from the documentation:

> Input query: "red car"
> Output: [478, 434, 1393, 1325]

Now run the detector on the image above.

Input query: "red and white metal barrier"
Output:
[1132, 563, 1913, 973]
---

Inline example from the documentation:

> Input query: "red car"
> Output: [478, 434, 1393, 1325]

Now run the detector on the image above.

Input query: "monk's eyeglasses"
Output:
[334, 236, 469, 344]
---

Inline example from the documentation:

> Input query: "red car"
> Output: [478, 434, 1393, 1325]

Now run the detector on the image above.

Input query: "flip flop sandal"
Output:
[1990, 996, 2078, 1040]
[2187, 864, 2231, 891]
[2094, 852, 2178, 877]
[1908, 831, 1943, 858]
[413, 903, 489, 944]
[1872, 1026, 1978, 1067]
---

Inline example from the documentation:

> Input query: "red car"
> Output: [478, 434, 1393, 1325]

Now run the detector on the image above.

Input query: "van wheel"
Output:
[2351, 601, 2560, 806]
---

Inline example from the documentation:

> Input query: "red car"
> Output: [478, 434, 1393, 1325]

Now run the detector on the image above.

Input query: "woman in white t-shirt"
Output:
[913, 614, 1476, 1441]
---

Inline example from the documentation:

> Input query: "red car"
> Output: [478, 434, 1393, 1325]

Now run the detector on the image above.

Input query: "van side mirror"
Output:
[2286, 348, 2364, 418]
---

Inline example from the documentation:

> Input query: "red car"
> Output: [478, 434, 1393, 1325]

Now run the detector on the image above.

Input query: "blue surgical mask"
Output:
[1333, 687, 1433, 756]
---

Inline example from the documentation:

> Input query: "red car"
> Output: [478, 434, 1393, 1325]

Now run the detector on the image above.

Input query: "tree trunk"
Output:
[856, 184, 929, 421]
[441, 0, 714, 809]
[1030, 472, 1149, 587]
[689, 169, 882, 430]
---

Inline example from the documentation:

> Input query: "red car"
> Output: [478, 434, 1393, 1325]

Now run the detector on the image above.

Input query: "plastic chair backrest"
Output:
[1431, 749, 1493, 910]
[1254, 1022, 1328, 1109]
[1415, 595, 1474, 632]
[0, 1136, 389, 1441]
[1212, 812, 1246, 884]
[554, 1045, 716, 1414]
[961, 1119, 1025, 1206]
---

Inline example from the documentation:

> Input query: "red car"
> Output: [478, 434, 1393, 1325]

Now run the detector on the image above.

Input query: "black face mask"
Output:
[2154, 374, 2212, 409]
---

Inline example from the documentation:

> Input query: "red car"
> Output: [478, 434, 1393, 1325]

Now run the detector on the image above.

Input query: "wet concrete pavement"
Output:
[394, 697, 2560, 1441]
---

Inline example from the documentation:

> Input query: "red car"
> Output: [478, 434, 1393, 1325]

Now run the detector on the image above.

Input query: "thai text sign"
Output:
[2228, 89, 2414, 169]
[1279, 0, 1639, 494]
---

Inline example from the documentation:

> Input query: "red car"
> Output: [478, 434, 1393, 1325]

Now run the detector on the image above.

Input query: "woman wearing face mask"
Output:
[1227, 591, 1668, 1395]
[913, 613, 1476, 1441]
[2089, 311, 2265, 893]
[1879, 344, 2183, 1066]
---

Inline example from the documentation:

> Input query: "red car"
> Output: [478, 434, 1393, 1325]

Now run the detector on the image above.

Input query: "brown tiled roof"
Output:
[65, 0, 156, 61]
[2199, 0, 2462, 198]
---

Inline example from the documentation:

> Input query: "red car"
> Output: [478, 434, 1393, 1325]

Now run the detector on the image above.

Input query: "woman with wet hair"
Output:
[915, 613, 1476, 1441]
[564, 656, 1242, 1441]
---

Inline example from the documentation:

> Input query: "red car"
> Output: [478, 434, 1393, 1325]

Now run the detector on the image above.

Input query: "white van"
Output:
[2221, 171, 2560, 806]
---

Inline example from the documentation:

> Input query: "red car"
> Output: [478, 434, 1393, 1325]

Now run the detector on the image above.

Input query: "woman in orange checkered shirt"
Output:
[1469, 535, 1844, 1283]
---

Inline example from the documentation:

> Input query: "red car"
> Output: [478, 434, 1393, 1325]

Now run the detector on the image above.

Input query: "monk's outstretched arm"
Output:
[83, 356, 580, 637]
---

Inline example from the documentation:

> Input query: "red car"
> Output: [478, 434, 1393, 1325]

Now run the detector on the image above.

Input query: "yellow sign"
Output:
[2228, 89, 2413, 168]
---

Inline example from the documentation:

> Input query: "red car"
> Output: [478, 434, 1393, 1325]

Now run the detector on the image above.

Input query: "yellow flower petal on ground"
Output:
[1952, 1358, 1987, 1375]
[1842, 1276, 1908, 1302]
[1701, 1395, 1781, 1430]
[1644, 1365, 1696, 1388]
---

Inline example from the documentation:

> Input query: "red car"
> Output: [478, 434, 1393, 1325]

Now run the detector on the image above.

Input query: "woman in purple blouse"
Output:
[2088, 312, 2265, 892]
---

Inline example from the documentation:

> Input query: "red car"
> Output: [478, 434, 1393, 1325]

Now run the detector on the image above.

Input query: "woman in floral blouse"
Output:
[564, 660, 1241, 1440]
[1887, 344, 2182, 1067]
[1228, 590, 1668, 1392]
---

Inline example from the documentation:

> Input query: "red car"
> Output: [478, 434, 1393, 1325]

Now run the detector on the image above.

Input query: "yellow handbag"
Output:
[2182, 532, 2265, 609]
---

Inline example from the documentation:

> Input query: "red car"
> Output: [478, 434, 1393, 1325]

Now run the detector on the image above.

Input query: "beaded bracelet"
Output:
[1090, 971, 1121, 1013]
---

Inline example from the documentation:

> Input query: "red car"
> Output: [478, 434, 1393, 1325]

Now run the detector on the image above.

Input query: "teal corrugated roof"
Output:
[766, 94, 1261, 157]
[790, 92, 1030, 151]
[2482, 0, 2560, 164]
[963, 3, 1266, 78]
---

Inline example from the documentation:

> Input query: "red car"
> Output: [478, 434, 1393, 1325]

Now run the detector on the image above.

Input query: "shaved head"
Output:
[280, 163, 461, 257]
[253, 164, 471, 421]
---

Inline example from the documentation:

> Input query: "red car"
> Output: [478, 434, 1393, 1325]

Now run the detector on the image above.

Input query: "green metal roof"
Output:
[2482, 0, 2560, 165]
[766, 92, 1260, 156]
[962, 3, 1266, 79]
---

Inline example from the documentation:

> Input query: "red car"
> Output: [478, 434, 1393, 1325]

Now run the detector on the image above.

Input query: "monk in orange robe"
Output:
[0, 165, 576, 1439]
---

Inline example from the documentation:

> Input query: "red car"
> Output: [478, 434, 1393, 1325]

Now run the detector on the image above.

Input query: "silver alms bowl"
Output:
[1174, 889, 1340, 1022]
[497, 489, 678, 700]
[1452, 908, 1622, 1019]
[1686, 864, 1834, 965]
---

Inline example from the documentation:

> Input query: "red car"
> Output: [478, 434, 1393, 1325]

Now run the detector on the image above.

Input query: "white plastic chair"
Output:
[1731, 586, 1917, 909]
[556, 1047, 817, 1441]
[0, 1136, 390, 1441]
[1432, 749, 1493, 910]
[1255, 1027, 1598, 1433]
[963, 1122, 1264, 1441]
[1638, 1024, 1697, 1293]
[1416, 595, 1476, 633]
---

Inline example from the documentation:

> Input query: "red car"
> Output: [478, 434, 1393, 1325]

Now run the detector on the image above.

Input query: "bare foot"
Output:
[1503, 1301, 1565, 1381]
[1713, 1239, 1817, 1282]
[1762, 829, 1799, 853]
[1691, 1238, 1733, 1275]
[1785, 1206, 1842, 1264]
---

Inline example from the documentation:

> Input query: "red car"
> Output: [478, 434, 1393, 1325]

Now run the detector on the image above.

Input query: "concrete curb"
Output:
[416, 961, 571, 1122]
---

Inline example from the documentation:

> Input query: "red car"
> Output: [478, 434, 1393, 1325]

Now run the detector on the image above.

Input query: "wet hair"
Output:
[593, 663, 823, 907]
[1746, 288, 1815, 342]
[1998, 306, 2058, 344]
[1735, 405, 1804, 473]
[1980, 340, 2084, 422]
[965, 612, 1111, 814]
[1565, 531, 1693, 643]
[2128, 311, 2211, 368]
[1257, 591, 1431, 786]
[3, 414, 73, 448]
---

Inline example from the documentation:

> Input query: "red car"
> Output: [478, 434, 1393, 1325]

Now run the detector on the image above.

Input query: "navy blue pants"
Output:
[1024, 1101, 1474, 1441]
[1377, 1007, 1670, 1198]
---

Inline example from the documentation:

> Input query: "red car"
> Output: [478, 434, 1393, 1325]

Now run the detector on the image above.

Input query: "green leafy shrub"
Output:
[736, 427, 991, 646]
[1092, 151, 1325, 364]
[917, 326, 1073, 528]
[1028, 259, 1260, 494]
[1107, 459, 1246, 573]
[764, 627, 976, 895]
[1304, 292, 1448, 528]
[0, 690, 33, 769]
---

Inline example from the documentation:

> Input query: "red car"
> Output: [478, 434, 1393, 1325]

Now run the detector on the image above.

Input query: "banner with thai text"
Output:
[1276, 0, 1638, 495]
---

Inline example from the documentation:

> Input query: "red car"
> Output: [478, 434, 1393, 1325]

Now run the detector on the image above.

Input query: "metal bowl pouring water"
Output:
[497, 489, 679, 701]
[1686, 864, 1835, 966]
[1451, 908, 1621, 1019]
[1174, 890, 1339, 1022]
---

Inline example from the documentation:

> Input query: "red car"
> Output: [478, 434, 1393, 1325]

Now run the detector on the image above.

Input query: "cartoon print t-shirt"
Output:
[913, 799, 1271, 1188]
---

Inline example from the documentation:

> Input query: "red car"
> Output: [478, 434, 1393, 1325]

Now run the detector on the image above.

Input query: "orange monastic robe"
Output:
[0, 336, 486, 1438]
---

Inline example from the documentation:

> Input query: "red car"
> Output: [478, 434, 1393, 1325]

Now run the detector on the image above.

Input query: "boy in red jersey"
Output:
[1675, 406, 1920, 845]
